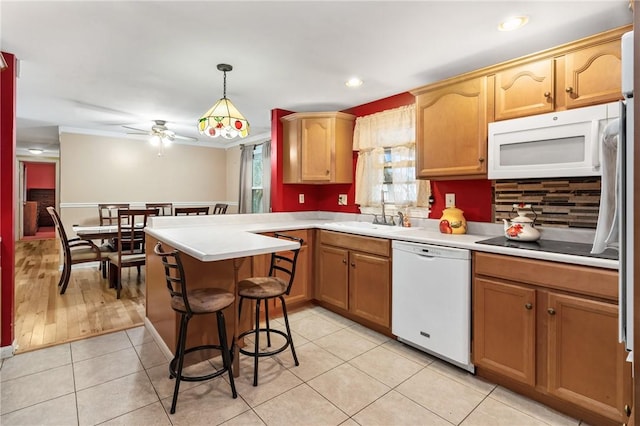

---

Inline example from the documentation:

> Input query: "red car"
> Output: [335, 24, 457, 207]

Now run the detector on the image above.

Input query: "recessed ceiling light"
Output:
[28, 148, 44, 154]
[345, 77, 363, 88]
[498, 16, 529, 32]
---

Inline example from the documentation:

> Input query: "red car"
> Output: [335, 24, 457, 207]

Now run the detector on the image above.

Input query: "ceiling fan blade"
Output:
[122, 125, 149, 133]
[126, 132, 151, 136]
[173, 134, 198, 142]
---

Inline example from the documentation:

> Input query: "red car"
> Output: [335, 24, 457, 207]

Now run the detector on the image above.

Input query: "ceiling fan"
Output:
[123, 120, 197, 155]
[123, 119, 198, 141]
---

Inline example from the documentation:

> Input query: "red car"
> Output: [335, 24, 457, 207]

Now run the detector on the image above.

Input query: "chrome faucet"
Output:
[373, 189, 394, 226]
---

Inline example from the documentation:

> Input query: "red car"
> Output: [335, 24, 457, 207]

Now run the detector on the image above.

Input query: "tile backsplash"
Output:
[494, 177, 601, 229]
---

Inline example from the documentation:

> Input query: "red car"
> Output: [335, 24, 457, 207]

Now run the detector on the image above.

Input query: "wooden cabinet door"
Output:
[473, 277, 536, 386]
[317, 245, 349, 310]
[300, 117, 332, 182]
[415, 76, 488, 179]
[547, 292, 631, 424]
[564, 40, 622, 109]
[348, 252, 390, 328]
[494, 59, 554, 120]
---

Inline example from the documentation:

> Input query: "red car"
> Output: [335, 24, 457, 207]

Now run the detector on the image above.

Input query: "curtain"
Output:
[354, 104, 430, 208]
[261, 141, 271, 213]
[238, 144, 253, 214]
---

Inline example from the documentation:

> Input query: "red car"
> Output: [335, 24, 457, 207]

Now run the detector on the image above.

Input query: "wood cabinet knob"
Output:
[350, 262, 356, 268]
[326, 170, 330, 175]
[565, 87, 573, 93]
[547, 308, 556, 315]
[525, 303, 533, 310]
[544, 91, 551, 98]
[342, 259, 347, 264]
[478, 158, 485, 163]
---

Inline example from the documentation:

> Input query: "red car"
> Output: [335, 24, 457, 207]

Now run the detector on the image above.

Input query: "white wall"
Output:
[58, 132, 238, 233]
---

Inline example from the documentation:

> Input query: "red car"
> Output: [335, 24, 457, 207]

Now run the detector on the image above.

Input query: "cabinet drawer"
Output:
[320, 230, 390, 257]
[473, 252, 617, 301]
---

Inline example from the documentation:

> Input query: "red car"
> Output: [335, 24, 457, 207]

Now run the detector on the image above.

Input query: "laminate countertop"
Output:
[145, 212, 617, 270]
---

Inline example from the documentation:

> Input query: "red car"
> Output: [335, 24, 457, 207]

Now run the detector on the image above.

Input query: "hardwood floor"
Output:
[14, 238, 146, 354]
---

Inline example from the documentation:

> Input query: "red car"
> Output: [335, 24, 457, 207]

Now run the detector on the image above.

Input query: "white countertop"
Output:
[145, 211, 618, 270]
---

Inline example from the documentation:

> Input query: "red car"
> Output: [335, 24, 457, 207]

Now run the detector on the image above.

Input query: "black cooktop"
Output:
[475, 236, 618, 261]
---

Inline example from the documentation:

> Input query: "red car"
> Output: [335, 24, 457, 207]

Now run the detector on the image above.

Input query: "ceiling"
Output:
[1, 1, 633, 156]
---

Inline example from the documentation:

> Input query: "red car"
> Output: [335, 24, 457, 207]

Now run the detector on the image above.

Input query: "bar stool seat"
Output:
[154, 243, 237, 414]
[237, 233, 302, 386]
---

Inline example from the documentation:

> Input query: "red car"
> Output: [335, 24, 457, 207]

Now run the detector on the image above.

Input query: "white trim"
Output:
[1, 341, 17, 359]
[144, 317, 173, 360]
[59, 201, 238, 209]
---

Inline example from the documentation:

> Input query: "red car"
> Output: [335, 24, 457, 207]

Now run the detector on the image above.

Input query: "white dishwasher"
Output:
[392, 240, 474, 372]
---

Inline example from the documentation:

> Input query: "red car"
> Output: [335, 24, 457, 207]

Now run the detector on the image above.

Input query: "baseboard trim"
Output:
[1, 341, 17, 359]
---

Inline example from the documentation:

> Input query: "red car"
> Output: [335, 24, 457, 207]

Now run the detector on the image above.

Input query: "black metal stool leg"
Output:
[253, 299, 261, 387]
[280, 296, 299, 366]
[216, 311, 237, 398]
[265, 301, 271, 347]
[170, 313, 190, 414]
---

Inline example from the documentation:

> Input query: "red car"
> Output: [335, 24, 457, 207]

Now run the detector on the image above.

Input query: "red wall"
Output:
[271, 91, 493, 222]
[1, 52, 17, 348]
[25, 162, 55, 189]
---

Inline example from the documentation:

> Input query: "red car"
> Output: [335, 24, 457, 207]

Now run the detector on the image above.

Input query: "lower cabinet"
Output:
[316, 230, 391, 330]
[472, 252, 631, 425]
[252, 229, 312, 308]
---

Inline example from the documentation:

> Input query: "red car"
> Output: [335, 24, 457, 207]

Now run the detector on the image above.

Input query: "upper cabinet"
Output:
[495, 39, 622, 121]
[494, 59, 555, 121]
[563, 40, 622, 109]
[414, 76, 490, 179]
[281, 111, 355, 184]
[410, 25, 629, 180]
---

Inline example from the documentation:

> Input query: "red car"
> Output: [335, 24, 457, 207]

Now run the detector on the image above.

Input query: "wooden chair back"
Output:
[115, 208, 158, 256]
[269, 233, 303, 296]
[145, 203, 173, 216]
[99, 203, 130, 225]
[212, 203, 228, 214]
[174, 206, 209, 215]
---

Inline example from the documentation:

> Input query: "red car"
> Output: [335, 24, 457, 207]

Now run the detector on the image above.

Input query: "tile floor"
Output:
[1, 305, 587, 425]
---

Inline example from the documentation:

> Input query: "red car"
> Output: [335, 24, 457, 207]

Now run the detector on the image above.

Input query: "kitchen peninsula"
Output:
[144, 211, 627, 425]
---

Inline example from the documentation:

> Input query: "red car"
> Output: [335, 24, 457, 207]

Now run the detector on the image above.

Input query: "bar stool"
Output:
[237, 233, 302, 386]
[154, 243, 237, 414]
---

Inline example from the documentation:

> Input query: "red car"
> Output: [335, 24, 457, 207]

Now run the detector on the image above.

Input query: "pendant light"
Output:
[198, 64, 250, 139]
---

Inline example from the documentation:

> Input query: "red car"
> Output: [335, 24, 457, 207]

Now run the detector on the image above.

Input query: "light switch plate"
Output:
[338, 194, 347, 205]
[298, 194, 305, 204]
[445, 193, 455, 208]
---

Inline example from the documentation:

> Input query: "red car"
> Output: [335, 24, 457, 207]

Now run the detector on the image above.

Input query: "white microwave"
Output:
[487, 102, 620, 179]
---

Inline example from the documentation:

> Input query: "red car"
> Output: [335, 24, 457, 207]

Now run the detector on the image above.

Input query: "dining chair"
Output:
[145, 202, 173, 216]
[107, 208, 157, 299]
[47, 206, 112, 295]
[174, 206, 209, 215]
[154, 242, 237, 414]
[237, 233, 303, 386]
[212, 203, 228, 214]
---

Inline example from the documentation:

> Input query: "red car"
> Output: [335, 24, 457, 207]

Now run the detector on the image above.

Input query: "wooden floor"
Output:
[14, 238, 146, 353]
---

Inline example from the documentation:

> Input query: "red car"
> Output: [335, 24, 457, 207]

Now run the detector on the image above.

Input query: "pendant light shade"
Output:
[198, 64, 250, 139]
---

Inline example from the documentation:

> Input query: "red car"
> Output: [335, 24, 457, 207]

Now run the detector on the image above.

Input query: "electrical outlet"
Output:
[338, 194, 347, 205]
[298, 194, 305, 204]
[445, 193, 456, 208]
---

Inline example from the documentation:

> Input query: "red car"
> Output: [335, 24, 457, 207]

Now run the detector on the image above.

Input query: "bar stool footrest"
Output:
[169, 344, 232, 382]
[238, 328, 291, 358]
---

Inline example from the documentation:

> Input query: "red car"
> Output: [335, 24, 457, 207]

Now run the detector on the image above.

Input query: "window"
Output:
[353, 105, 430, 216]
[251, 144, 264, 213]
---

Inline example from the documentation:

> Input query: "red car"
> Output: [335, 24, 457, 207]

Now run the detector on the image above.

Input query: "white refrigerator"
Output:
[593, 30, 634, 354]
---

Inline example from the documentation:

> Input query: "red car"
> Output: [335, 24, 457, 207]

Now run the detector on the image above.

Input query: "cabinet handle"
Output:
[543, 91, 551, 98]
[565, 87, 573, 93]
[342, 259, 347, 264]
[478, 157, 485, 163]
[524, 303, 533, 310]
[625, 404, 631, 416]
[350, 262, 356, 268]
[547, 308, 556, 315]
[326, 170, 330, 175]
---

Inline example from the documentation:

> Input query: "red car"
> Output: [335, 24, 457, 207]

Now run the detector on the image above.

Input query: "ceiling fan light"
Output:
[199, 64, 250, 140]
[150, 134, 161, 146]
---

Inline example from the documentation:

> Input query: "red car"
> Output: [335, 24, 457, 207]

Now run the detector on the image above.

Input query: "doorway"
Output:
[17, 159, 58, 241]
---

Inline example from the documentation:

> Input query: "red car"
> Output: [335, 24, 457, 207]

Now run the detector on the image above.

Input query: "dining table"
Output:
[72, 224, 144, 240]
